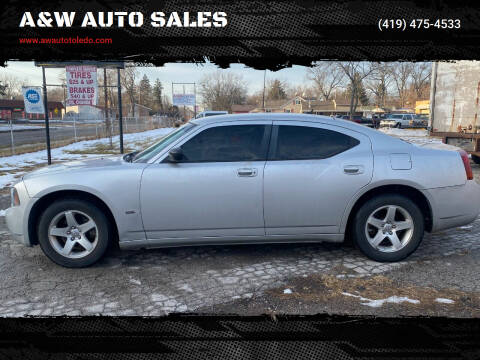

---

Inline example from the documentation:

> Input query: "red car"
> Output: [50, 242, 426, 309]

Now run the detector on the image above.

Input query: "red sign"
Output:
[66, 65, 98, 106]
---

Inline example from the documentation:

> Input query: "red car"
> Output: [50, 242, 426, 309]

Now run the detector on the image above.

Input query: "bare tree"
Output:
[307, 62, 345, 100]
[410, 62, 431, 99]
[286, 84, 316, 99]
[365, 62, 392, 107]
[121, 66, 139, 118]
[0, 74, 27, 99]
[199, 71, 247, 112]
[390, 62, 414, 108]
[337, 62, 375, 119]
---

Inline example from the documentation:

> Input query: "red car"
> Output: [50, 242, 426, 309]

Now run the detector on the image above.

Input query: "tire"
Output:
[37, 199, 110, 268]
[472, 154, 480, 165]
[395, 122, 402, 129]
[352, 194, 424, 262]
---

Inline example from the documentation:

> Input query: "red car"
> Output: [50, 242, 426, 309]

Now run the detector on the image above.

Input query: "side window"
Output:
[272, 125, 359, 161]
[179, 125, 269, 162]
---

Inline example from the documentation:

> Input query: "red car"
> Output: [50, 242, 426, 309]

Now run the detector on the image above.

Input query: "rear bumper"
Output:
[426, 180, 480, 232]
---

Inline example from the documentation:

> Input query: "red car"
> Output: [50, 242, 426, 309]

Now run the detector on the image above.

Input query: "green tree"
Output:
[138, 74, 153, 109]
[152, 78, 164, 112]
[267, 79, 287, 101]
[0, 81, 7, 97]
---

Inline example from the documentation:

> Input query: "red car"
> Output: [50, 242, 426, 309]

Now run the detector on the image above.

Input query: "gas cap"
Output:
[390, 153, 412, 170]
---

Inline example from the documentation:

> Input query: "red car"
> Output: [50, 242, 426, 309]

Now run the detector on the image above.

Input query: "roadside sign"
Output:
[66, 65, 98, 106]
[22, 86, 45, 114]
[173, 94, 195, 106]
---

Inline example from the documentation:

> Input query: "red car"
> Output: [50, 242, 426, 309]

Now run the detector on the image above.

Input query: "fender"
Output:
[339, 179, 436, 234]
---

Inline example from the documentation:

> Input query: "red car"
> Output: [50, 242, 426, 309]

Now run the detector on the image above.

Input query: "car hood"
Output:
[22, 156, 126, 180]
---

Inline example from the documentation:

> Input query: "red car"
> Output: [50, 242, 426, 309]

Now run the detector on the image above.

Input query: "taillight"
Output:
[458, 150, 473, 180]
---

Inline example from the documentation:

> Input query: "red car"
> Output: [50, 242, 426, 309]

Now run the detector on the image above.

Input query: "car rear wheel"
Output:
[37, 199, 110, 268]
[472, 154, 480, 165]
[353, 194, 424, 262]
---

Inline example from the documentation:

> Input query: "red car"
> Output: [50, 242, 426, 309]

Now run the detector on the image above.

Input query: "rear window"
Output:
[272, 125, 360, 161]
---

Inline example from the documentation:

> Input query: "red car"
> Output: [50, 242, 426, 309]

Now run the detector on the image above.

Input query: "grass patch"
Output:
[268, 274, 480, 316]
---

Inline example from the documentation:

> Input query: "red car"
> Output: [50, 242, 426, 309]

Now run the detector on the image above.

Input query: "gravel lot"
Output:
[0, 150, 479, 317]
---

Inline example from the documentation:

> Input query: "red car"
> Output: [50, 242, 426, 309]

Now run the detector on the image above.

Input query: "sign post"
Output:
[172, 82, 196, 120]
[21, 83, 50, 163]
[42, 67, 52, 165]
[35, 61, 124, 160]
[117, 68, 124, 153]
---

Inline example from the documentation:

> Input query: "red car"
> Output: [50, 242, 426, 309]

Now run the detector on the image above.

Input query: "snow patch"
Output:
[179, 284, 194, 293]
[0, 127, 175, 188]
[380, 128, 429, 138]
[435, 298, 455, 304]
[283, 288, 293, 294]
[342, 292, 420, 307]
[0, 209, 5, 217]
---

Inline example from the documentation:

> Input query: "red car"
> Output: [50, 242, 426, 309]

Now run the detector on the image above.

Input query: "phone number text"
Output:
[378, 19, 461, 31]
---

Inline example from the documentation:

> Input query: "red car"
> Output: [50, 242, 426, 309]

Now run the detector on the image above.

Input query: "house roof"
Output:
[0, 99, 64, 110]
[232, 104, 256, 112]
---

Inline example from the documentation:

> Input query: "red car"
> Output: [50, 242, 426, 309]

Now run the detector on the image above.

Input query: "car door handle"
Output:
[237, 168, 257, 177]
[343, 165, 363, 174]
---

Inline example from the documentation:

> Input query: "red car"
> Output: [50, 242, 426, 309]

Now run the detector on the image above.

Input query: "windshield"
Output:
[132, 123, 196, 163]
[388, 114, 403, 119]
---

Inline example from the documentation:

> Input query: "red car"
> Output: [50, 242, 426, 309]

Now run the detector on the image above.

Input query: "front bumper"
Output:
[4, 181, 32, 247]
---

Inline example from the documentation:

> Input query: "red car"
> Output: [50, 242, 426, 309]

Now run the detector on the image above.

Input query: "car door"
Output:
[263, 121, 373, 236]
[140, 120, 272, 242]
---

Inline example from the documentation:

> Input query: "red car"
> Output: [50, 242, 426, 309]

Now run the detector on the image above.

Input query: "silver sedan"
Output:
[5, 114, 480, 267]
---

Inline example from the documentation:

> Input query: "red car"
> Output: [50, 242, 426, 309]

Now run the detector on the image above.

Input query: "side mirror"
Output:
[167, 147, 184, 163]
[123, 150, 139, 162]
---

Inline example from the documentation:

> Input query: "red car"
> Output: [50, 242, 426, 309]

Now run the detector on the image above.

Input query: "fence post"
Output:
[73, 116, 77, 142]
[136, 117, 138, 132]
[9, 118, 15, 155]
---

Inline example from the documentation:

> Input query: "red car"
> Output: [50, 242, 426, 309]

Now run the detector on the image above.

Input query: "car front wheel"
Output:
[37, 199, 110, 268]
[353, 194, 424, 262]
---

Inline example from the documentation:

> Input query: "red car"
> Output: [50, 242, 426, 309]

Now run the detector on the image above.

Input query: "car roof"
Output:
[190, 113, 374, 132]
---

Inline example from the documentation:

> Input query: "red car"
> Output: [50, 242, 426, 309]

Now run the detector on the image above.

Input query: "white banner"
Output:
[66, 65, 98, 106]
[22, 86, 45, 114]
[173, 94, 195, 106]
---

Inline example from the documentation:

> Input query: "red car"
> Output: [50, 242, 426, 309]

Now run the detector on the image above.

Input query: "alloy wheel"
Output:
[48, 210, 98, 259]
[364, 205, 414, 253]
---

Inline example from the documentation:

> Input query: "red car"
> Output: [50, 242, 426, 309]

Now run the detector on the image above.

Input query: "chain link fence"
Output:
[0, 115, 179, 156]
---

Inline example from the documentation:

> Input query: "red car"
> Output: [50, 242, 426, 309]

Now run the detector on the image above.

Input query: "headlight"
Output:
[10, 187, 20, 207]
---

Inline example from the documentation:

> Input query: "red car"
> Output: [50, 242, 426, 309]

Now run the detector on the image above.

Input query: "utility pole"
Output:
[193, 82, 196, 119]
[262, 70, 266, 112]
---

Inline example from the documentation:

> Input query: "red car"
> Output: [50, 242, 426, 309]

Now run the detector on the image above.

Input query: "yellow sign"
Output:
[54, 108, 59, 114]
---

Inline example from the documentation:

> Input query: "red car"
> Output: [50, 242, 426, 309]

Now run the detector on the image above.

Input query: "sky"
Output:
[0, 61, 312, 101]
